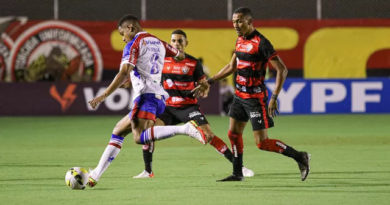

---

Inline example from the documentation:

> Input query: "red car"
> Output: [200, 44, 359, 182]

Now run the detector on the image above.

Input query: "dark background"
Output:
[1, 0, 389, 20]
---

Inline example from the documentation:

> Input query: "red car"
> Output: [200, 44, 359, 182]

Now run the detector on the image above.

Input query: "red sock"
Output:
[210, 136, 228, 154]
[228, 130, 244, 155]
[257, 139, 287, 153]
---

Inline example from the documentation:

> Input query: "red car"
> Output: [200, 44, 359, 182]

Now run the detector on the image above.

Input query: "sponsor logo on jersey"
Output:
[144, 40, 161, 45]
[182, 66, 189, 74]
[8, 21, 102, 82]
[166, 79, 174, 87]
[171, 96, 185, 102]
[175, 81, 188, 87]
[185, 62, 195, 67]
[246, 44, 253, 52]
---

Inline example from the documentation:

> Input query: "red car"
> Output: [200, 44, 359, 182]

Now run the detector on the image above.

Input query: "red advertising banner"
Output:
[1, 18, 390, 81]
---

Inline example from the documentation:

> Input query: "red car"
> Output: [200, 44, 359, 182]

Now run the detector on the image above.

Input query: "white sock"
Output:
[140, 125, 187, 144]
[90, 134, 124, 181]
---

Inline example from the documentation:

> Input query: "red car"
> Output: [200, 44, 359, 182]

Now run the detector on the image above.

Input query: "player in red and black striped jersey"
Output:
[194, 7, 310, 182]
[133, 29, 254, 178]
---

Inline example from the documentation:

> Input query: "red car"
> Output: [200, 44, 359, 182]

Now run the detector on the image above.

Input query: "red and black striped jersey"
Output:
[234, 30, 277, 99]
[162, 54, 206, 107]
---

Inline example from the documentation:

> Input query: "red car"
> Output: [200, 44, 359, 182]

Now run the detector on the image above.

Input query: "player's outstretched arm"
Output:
[192, 53, 237, 96]
[267, 55, 288, 117]
[192, 78, 210, 98]
[89, 64, 133, 109]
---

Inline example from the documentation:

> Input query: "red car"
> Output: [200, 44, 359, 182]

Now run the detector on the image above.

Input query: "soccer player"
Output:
[133, 29, 254, 178]
[86, 15, 207, 187]
[194, 7, 310, 181]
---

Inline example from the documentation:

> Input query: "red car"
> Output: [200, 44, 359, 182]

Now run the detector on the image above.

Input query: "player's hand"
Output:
[191, 80, 210, 98]
[268, 98, 279, 118]
[88, 95, 106, 109]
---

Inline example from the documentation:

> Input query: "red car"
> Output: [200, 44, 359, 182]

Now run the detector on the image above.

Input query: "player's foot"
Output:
[185, 120, 206, 145]
[217, 175, 244, 182]
[133, 170, 154, 179]
[242, 167, 254, 177]
[298, 152, 311, 181]
[87, 176, 97, 187]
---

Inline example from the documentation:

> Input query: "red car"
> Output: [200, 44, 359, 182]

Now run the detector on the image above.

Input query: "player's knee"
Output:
[133, 135, 142, 144]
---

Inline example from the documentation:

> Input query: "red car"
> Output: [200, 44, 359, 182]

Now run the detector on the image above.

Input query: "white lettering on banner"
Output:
[83, 87, 131, 111]
[311, 83, 347, 113]
[84, 87, 105, 111]
[105, 89, 130, 111]
[267, 82, 306, 113]
[351, 82, 383, 112]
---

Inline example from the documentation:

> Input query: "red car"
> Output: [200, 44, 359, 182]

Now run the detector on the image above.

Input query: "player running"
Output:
[193, 7, 310, 182]
[86, 15, 206, 187]
[133, 29, 254, 178]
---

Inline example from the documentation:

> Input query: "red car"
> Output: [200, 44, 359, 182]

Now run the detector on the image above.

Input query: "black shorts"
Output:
[229, 95, 274, 130]
[158, 104, 208, 126]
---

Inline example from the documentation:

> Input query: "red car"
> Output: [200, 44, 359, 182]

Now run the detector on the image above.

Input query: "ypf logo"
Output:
[7, 21, 103, 82]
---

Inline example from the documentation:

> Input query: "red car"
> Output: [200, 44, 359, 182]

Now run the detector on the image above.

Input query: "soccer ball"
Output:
[65, 167, 89, 190]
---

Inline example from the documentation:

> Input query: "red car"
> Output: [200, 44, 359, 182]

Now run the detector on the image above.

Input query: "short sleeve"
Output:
[193, 60, 206, 82]
[121, 40, 139, 67]
[162, 41, 179, 57]
[259, 36, 277, 61]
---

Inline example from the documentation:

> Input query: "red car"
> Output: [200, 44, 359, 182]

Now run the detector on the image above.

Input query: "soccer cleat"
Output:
[185, 120, 207, 145]
[242, 167, 254, 177]
[87, 176, 97, 188]
[217, 175, 244, 182]
[133, 170, 154, 179]
[298, 152, 311, 181]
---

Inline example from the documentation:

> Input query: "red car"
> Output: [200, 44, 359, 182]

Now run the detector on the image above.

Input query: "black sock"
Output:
[282, 146, 302, 163]
[233, 153, 243, 176]
[224, 149, 234, 163]
[143, 149, 153, 173]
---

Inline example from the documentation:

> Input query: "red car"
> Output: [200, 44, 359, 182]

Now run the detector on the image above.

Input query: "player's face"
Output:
[118, 22, 137, 43]
[170, 34, 187, 52]
[232, 13, 252, 36]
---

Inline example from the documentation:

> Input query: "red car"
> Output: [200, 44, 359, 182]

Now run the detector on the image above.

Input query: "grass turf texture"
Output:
[0, 115, 389, 205]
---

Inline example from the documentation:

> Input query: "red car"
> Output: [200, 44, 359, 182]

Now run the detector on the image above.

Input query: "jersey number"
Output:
[150, 53, 160, 74]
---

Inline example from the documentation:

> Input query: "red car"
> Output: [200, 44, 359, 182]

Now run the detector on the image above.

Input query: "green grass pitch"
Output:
[1, 114, 390, 205]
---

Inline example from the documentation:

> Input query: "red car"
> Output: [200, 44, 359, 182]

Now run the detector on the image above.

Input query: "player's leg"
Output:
[133, 118, 166, 179]
[88, 115, 132, 187]
[217, 117, 246, 181]
[217, 96, 249, 181]
[130, 94, 206, 145]
[251, 97, 310, 181]
[200, 123, 254, 177]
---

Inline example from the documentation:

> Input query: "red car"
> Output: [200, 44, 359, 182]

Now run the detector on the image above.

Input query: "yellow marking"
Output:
[304, 27, 390, 78]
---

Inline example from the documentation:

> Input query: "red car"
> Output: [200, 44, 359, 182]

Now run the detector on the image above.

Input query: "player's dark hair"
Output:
[118, 14, 139, 27]
[171, 29, 187, 39]
[233, 7, 253, 18]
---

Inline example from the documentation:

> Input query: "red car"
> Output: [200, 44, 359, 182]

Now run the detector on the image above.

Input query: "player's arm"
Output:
[192, 58, 210, 98]
[192, 53, 237, 96]
[208, 53, 237, 84]
[162, 40, 185, 60]
[89, 63, 133, 109]
[119, 76, 132, 89]
[268, 55, 288, 117]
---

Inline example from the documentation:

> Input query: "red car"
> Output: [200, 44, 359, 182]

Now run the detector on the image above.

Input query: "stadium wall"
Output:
[1, 19, 390, 83]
